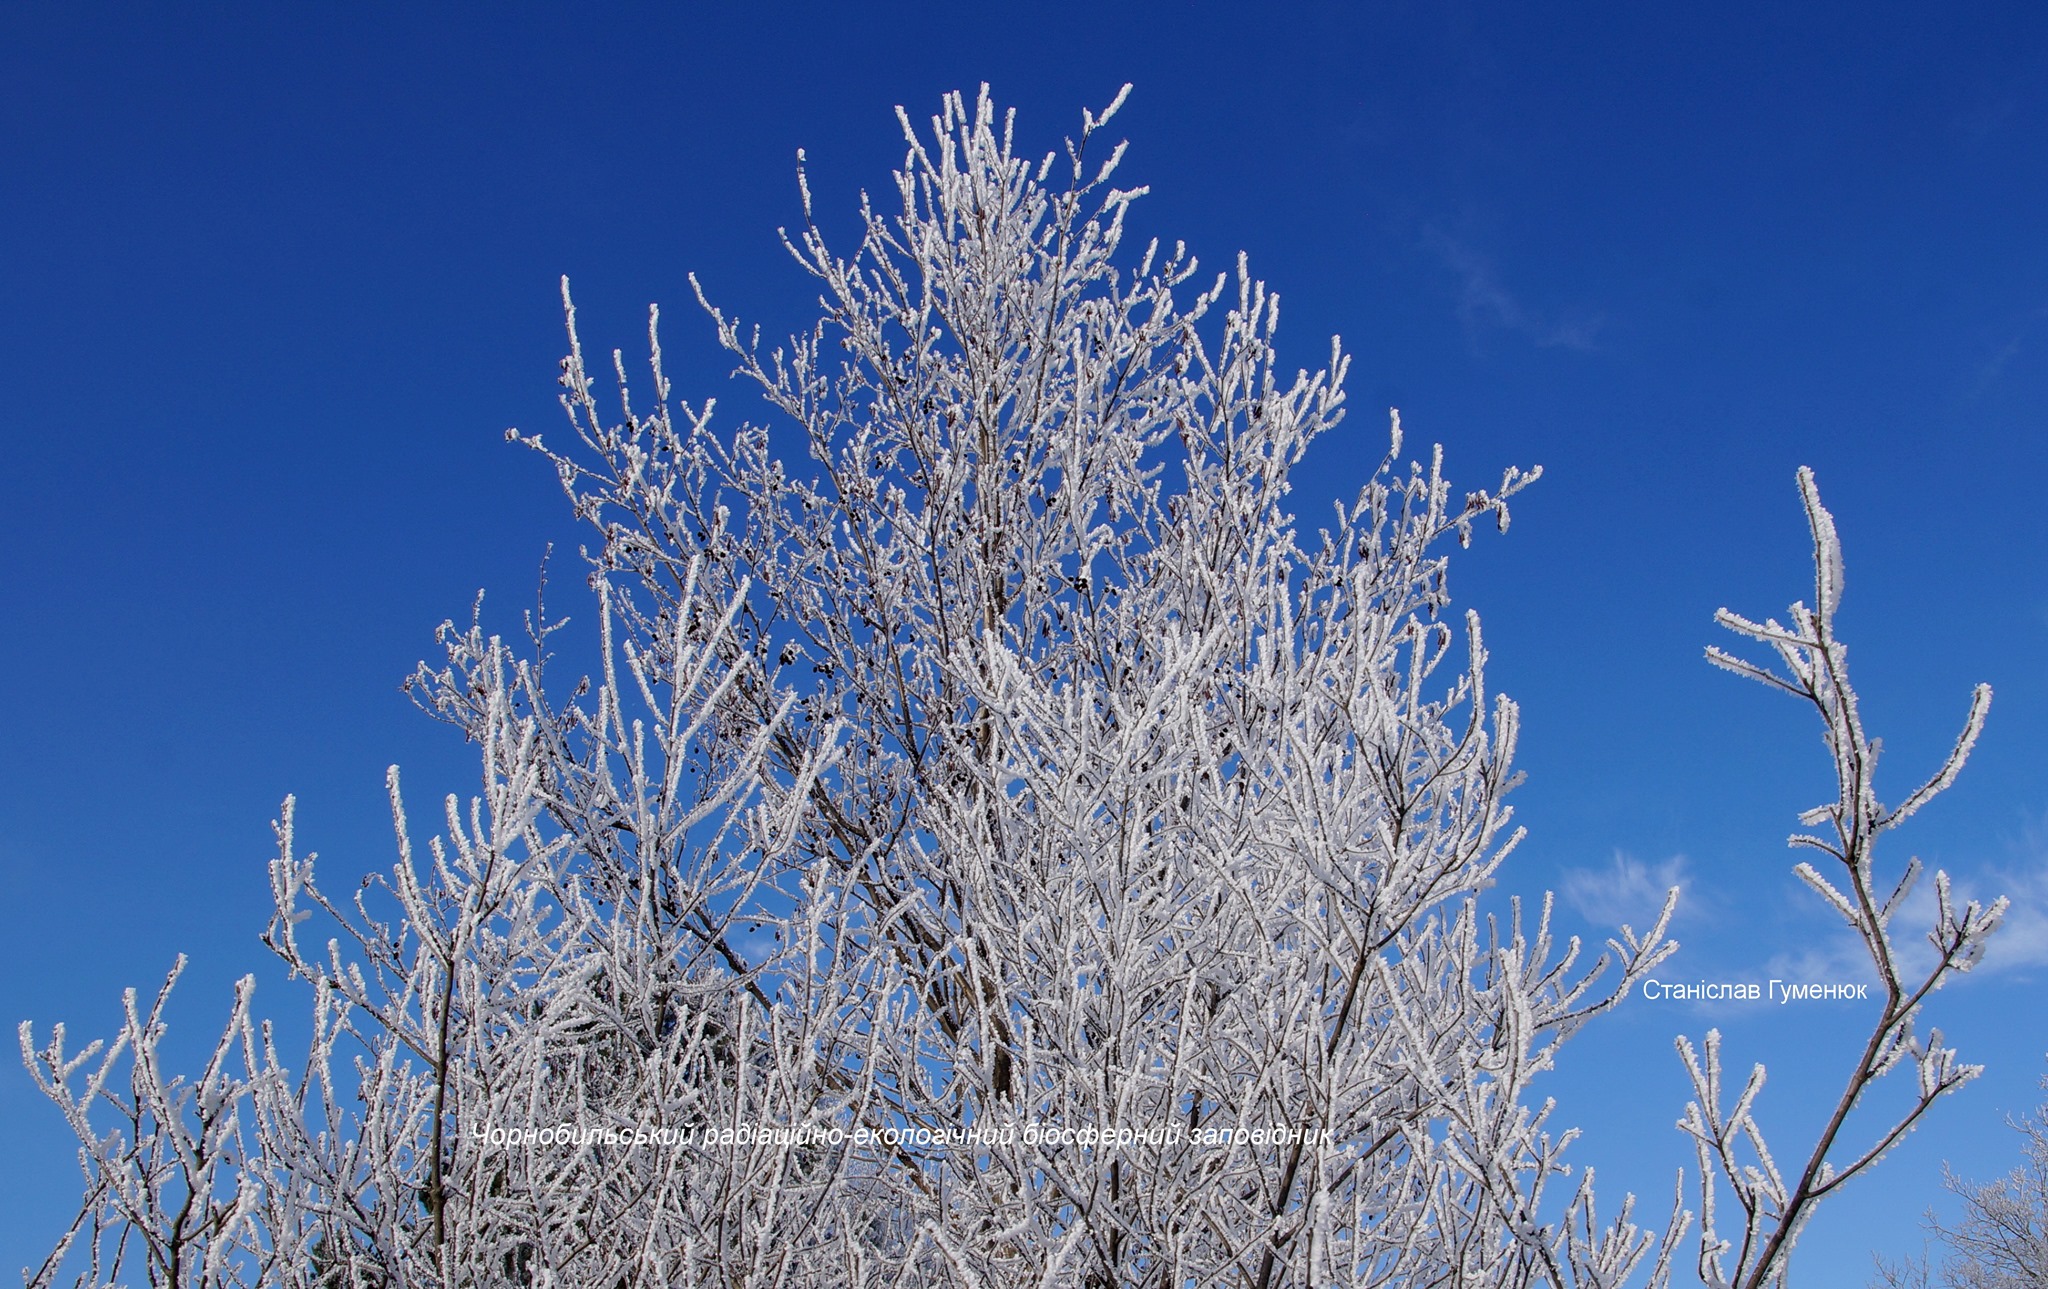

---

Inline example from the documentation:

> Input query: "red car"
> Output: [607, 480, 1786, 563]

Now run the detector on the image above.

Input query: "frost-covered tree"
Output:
[1870, 1067, 2048, 1289]
[17, 87, 2000, 1289]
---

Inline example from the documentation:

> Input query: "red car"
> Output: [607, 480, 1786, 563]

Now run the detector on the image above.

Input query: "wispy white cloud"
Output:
[1562, 851, 1689, 936]
[1961, 306, 2048, 402]
[1760, 858, 2048, 988]
[1760, 933, 1880, 992]
[1971, 863, 2048, 974]
[1424, 229, 1604, 353]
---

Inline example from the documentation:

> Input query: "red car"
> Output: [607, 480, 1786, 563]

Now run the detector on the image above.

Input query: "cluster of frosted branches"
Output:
[25, 546, 857, 1286]
[1678, 468, 2004, 1289]
[21, 87, 1995, 1289]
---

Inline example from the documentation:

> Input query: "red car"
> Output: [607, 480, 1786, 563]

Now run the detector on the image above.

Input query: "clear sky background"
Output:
[4, 5, 2046, 1283]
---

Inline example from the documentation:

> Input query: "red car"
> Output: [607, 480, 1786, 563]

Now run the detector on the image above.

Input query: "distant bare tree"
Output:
[1871, 1070, 2048, 1289]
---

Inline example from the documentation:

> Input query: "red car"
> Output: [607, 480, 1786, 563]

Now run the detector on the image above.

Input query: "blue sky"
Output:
[4, 4, 2046, 1282]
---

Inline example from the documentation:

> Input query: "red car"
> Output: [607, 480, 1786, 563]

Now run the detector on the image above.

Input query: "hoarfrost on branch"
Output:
[22, 88, 1999, 1289]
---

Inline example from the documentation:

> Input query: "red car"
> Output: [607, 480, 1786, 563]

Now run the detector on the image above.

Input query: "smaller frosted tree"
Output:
[1677, 467, 2005, 1289]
